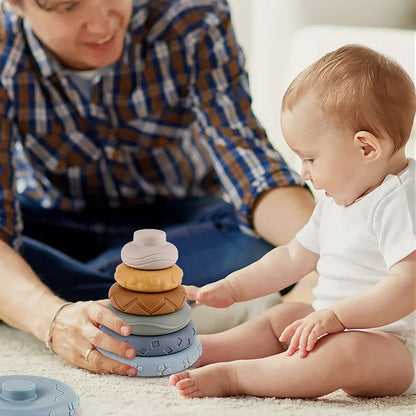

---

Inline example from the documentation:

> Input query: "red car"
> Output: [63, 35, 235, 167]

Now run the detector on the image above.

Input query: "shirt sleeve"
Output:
[372, 183, 416, 269]
[0, 83, 21, 249]
[296, 197, 325, 254]
[185, 1, 306, 231]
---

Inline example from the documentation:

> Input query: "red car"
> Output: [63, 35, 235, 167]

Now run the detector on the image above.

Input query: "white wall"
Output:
[228, 0, 416, 166]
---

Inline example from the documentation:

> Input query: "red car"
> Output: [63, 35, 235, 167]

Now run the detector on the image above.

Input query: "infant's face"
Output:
[281, 95, 371, 206]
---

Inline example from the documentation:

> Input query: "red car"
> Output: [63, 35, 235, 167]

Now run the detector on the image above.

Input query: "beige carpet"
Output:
[1, 298, 415, 416]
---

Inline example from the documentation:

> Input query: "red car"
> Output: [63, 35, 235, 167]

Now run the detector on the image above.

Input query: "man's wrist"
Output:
[45, 302, 73, 354]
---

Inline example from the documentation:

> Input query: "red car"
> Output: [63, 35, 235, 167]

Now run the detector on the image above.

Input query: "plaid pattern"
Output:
[0, 0, 304, 248]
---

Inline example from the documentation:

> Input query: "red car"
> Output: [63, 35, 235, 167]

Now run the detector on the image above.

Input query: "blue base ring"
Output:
[97, 336, 202, 377]
[0, 375, 79, 416]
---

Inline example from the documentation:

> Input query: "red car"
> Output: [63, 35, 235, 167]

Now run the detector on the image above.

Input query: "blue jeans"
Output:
[20, 197, 290, 302]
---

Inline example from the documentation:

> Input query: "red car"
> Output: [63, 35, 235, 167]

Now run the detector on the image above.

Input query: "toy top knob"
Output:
[121, 229, 178, 270]
[1, 380, 37, 402]
[133, 229, 166, 246]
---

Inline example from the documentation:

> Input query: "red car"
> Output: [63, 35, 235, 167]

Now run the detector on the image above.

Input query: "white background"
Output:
[227, 0, 416, 167]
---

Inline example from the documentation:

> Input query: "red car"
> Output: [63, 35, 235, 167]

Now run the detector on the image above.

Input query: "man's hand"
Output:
[279, 309, 345, 357]
[50, 300, 138, 376]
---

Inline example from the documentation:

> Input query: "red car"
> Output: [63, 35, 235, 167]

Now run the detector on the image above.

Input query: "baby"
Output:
[170, 44, 416, 399]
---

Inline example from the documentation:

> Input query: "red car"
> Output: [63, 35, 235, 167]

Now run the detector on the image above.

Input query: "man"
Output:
[0, 0, 314, 375]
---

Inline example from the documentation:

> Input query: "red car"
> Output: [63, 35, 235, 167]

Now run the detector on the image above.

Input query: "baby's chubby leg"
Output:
[171, 330, 413, 398]
[197, 302, 314, 366]
[170, 302, 313, 396]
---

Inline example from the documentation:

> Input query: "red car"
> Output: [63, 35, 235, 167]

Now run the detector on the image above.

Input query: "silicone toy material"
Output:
[100, 320, 197, 356]
[114, 263, 183, 292]
[121, 229, 178, 270]
[102, 229, 201, 378]
[0, 375, 79, 416]
[109, 283, 187, 315]
[97, 336, 202, 377]
[106, 303, 192, 336]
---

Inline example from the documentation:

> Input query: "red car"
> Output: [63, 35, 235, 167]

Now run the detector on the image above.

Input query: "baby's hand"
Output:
[279, 309, 345, 357]
[183, 280, 236, 308]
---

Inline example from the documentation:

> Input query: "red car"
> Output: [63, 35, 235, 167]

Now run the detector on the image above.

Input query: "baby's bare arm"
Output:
[280, 251, 416, 357]
[185, 239, 318, 308]
[332, 250, 416, 328]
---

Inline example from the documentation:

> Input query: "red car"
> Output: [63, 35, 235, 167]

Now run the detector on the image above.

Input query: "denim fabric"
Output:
[20, 197, 291, 302]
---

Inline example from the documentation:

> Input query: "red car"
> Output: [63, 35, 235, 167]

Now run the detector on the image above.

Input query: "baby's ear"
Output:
[353, 131, 381, 161]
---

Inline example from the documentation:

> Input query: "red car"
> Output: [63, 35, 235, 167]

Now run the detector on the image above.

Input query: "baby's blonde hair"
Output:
[282, 44, 416, 152]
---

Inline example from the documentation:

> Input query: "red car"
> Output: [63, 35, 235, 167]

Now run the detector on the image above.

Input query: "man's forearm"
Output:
[253, 186, 314, 246]
[0, 240, 64, 342]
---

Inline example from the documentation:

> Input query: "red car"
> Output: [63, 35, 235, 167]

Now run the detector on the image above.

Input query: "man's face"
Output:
[10, 0, 133, 70]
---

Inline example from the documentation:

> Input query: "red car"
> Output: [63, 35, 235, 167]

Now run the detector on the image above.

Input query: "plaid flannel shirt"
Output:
[0, 0, 304, 248]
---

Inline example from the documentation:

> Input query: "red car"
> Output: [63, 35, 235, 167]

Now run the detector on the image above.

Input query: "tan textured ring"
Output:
[114, 263, 183, 292]
[109, 283, 187, 316]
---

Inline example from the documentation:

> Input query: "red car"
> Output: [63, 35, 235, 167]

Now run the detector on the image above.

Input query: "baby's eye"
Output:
[303, 158, 314, 164]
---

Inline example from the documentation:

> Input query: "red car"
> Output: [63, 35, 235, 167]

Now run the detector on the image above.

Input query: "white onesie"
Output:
[296, 158, 416, 395]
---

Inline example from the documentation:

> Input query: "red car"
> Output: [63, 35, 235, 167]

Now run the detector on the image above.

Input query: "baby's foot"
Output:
[170, 363, 237, 398]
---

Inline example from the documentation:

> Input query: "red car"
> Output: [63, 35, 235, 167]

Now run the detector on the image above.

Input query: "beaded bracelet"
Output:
[45, 302, 73, 354]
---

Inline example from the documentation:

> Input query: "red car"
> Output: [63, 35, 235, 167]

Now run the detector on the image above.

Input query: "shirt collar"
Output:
[23, 18, 55, 78]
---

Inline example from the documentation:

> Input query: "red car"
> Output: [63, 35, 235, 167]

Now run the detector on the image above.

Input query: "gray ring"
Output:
[106, 303, 191, 336]
[100, 321, 197, 356]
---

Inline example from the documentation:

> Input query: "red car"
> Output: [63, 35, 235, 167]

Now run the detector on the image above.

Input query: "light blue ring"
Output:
[97, 336, 202, 377]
